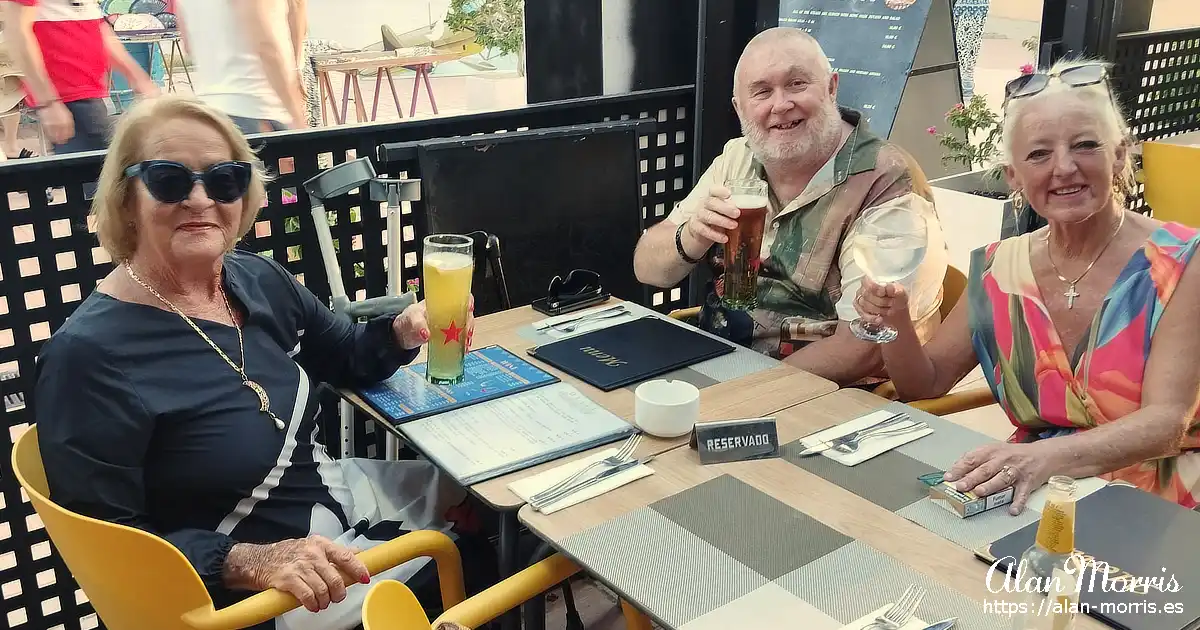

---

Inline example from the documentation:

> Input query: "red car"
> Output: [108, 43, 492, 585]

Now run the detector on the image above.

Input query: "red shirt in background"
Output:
[4, 0, 109, 107]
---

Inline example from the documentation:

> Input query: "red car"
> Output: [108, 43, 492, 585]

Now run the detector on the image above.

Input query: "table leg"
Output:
[409, 66, 422, 117]
[384, 68, 403, 119]
[497, 512, 521, 630]
[350, 72, 367, 123]
[341, 73, 352, 122]
[420, 64, 438, 114]
[370, 69, 384, 121]
[622, 601, 653, 630]
[175, 41, 194, 89]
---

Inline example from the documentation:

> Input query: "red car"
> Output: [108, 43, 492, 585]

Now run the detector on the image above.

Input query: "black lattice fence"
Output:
[0, 85, 694, 630]
[1110, 26, 1200, 215]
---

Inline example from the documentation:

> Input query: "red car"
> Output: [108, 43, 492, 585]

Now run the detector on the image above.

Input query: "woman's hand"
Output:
[392, 295, 476, 350]
[943, 441, 1062, 515]
[853, 276, 911, 328]
[224, 536, 370, 612]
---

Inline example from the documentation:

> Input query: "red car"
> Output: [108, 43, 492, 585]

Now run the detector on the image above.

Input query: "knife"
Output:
[533, 304, 627, 330]
[920, 618, 956, 630]
[530, 455, 655, 511]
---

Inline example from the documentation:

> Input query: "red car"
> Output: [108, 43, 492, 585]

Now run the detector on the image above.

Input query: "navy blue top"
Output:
[31, 250, 419, 600]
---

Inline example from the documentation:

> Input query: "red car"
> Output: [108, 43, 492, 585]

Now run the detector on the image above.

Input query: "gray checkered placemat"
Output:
[558, 474, 1013, 629]
[780, 401, 1051, 550]
[517, 302, 777, 387]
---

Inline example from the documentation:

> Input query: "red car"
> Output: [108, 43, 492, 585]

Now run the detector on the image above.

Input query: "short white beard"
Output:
[742, 101, 843, 167]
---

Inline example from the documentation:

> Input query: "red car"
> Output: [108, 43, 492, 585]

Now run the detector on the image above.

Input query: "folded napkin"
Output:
[799, 409, 934, 466]
[508, 448, 654, 515]
[838, 604, 930, 630]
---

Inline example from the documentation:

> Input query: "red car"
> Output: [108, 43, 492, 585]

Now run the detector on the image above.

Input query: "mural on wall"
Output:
[778, 0, 933, 136]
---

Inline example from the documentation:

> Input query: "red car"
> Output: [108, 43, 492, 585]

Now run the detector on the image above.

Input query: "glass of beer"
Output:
[722, 179, 769, 310]
[422, 234, 474, 384]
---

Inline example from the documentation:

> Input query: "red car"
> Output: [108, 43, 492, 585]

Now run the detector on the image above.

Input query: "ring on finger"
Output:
[1000, 465, 1016, 483]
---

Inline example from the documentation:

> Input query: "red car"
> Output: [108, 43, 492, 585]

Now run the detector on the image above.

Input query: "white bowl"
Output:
[634, 379, 700, 438]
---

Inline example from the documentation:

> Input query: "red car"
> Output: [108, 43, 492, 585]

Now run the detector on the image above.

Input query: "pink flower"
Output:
[927, 126, 937, 135]
[1020, 63, 1035, 75]
[952, 103, 965, 112]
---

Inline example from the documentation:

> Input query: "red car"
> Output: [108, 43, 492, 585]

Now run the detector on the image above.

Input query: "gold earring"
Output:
[1011, 189, 1025, 209]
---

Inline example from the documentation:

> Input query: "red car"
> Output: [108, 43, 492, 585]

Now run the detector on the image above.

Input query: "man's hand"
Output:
[685, 185, 742, 245]
[224, 536, 370, 612]
[38, 102, 74, 145]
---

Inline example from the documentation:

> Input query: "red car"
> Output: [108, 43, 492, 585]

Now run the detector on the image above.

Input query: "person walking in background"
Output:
[1, 0, 158, 154]
[952, 0, 989, 99]
[0, 16, 31, 159]
[175, 0, 308, 134]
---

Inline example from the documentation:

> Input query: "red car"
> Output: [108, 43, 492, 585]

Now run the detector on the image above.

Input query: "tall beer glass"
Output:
[422, 234, 474, 384]
[722, 179, 769, 309]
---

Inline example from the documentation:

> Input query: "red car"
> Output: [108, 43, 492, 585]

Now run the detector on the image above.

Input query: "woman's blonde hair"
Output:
[996, 58, 1137, 206]
[92, 94, 268, 262]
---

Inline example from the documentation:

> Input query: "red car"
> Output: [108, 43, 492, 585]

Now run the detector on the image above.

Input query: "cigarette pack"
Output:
[918, 471, 1014, 518]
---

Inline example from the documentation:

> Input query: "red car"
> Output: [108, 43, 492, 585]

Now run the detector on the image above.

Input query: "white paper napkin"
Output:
[799, 409, 934, 466]
[508, 448, 654, 514]
[838, 604, 930, 630]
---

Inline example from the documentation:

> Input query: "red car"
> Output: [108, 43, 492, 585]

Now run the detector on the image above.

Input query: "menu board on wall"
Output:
[778, 0, 935, 136]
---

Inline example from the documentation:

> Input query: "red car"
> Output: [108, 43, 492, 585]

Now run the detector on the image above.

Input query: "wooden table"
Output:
[520, 389, 1108, 630]
[338, 297, 838, 623]
[311, 49, 467, 124]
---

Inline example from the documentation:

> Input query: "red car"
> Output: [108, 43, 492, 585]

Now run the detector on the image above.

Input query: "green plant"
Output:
[445, 0, 525, 73]
[928, 94, 1003, 176]
[1022, 35, 1039, 53]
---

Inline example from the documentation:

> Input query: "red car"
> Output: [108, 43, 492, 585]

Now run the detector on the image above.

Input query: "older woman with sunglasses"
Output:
[31, 95, 489, 629]
[855, 59, 1200, 514]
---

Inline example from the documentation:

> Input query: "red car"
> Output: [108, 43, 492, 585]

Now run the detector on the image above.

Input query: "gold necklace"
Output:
[1043, 211, 1126, 309]
[123, 261, 285, 430]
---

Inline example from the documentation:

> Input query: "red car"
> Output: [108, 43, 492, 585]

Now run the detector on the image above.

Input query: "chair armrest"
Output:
[872, 381, 996, 417]
[181, 530, 466, 630]
[431, 554, 581, 629]
[668, 306, 701, 321]
[907, 388, 996, 416]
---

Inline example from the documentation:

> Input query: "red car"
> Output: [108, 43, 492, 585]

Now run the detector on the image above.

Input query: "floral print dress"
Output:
[968, 222, 1200, 508]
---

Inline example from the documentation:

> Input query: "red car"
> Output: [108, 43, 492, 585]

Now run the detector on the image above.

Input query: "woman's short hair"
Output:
[997, 58, 1136, 203]
[92, 94, 268, 262]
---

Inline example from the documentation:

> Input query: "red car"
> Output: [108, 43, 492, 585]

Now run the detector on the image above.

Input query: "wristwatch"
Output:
[675, 221, 704, 265]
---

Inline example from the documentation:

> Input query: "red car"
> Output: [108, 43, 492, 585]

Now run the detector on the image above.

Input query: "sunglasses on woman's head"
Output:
[124, 160, 252, 204]
[1003, 64, 1108, 104]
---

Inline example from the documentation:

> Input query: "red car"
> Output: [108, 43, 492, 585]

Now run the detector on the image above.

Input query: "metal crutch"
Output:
[301, 157, 421, 460]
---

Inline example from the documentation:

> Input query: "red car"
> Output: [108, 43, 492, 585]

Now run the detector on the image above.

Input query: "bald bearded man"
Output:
[633, 28, 947, 387]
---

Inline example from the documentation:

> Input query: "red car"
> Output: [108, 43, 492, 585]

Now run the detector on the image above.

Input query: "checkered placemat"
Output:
[517, 302, 778, 387]
[558, 474, 1012, 629]
[781, 401, 1053, 550]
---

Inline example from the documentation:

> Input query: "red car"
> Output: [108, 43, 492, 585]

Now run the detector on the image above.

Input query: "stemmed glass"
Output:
[849, 205, 928, 343]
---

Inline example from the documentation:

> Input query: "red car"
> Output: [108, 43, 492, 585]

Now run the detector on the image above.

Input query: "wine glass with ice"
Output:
[849, 205, 928, 343]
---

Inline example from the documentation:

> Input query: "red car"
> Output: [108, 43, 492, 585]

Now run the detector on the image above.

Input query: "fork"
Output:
[833, 421, 929, 453]
[528, 433, 641, 504]
[830, 413, 910, 446]
[869, 585, 926, 629]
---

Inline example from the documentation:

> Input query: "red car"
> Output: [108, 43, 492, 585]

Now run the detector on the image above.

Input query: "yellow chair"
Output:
[363, 554, 580, 630]
[11, 425, 467, 630]
[1141, 135, 1200, 228]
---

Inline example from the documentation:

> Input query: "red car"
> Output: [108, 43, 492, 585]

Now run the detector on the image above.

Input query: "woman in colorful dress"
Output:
[854, 59, 1200, 514]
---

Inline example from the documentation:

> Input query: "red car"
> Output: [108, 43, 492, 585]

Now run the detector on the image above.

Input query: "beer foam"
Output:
[424, 251, 473, 271]
[730, 194, 768, 209]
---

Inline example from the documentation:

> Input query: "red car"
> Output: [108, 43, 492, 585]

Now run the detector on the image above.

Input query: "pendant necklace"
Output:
[1044, 211, 1125, 309]
[124, 261, 285, 430]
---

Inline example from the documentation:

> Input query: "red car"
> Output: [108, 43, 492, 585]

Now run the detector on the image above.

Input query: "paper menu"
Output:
[399, 382, 637, 485]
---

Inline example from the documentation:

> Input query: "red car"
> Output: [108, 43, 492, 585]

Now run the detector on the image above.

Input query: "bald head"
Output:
[733, 27, 833, 94]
